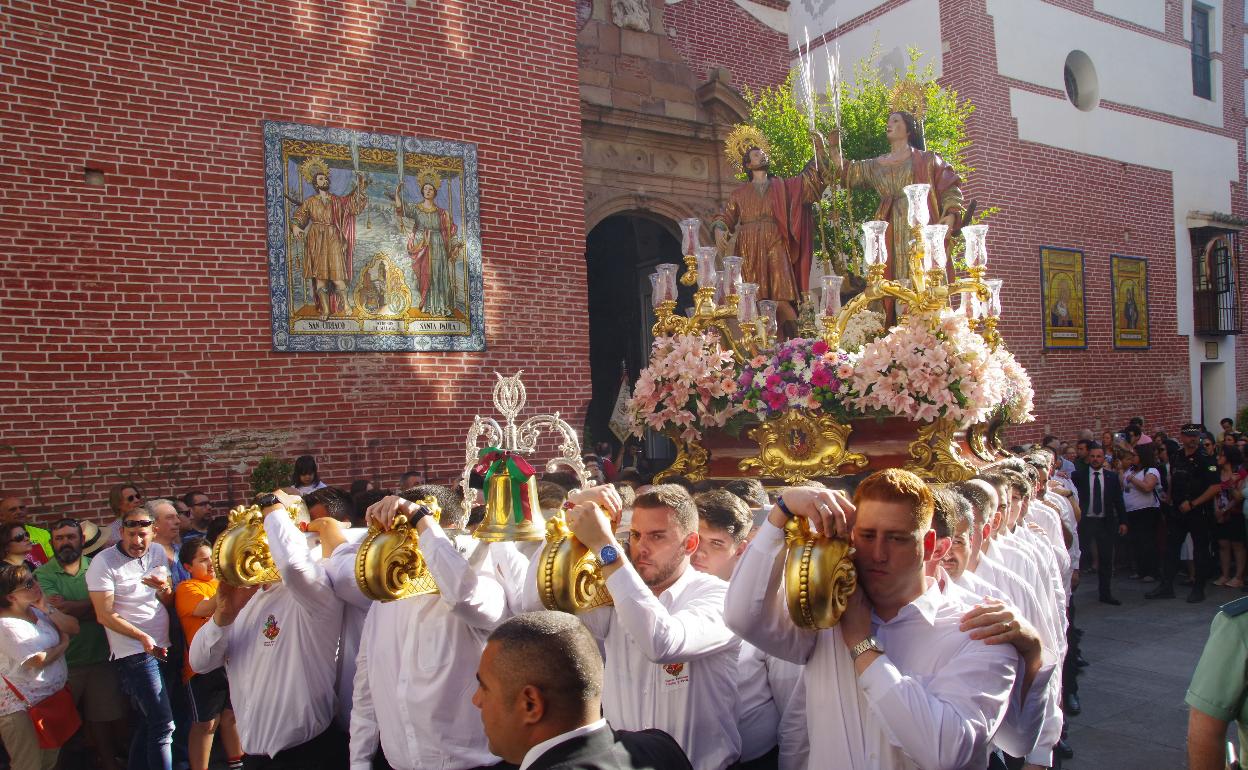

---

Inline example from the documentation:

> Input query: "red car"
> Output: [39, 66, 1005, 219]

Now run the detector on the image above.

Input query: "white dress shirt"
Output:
[726, 520, 1017, 770]
[189, 509, 343, 758]
[736, 641, 803, 762]
[948, 569, 1062, 764]
[518, 719, 608, 770]
[323, 527, 371, 731]
[349, 521, 506, 770]
[775, 674, 808, 770]
[526, 557, 741, 770]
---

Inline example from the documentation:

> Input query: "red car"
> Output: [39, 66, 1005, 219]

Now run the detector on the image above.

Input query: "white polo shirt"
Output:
[85, 543, 171, 659]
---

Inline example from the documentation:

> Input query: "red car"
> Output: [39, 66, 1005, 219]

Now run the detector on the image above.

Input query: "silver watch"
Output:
[849, 636, 883, 661]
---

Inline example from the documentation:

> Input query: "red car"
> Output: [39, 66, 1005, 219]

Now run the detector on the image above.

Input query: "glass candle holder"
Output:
[648, 272, 662, 309]
[695, 246, 718, 290]
[903, 184, 931, 228]
[679, 218, 701, 256]
[962, 224, 988, 269]
[985, 278, 1003, 318]
[656, 264, 679, 303]
[921, 224, 949, 272]
[820, 274, 843, 316]
[956, 291, 981, 321]
[738, 282, 759, 323]
[862, 220, 889, 267]
[758, 300, 779, 339]
[721, 256, 743, 296]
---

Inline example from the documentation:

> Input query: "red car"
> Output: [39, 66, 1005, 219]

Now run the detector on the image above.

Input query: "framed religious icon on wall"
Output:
[262, 121, 485, 352]
[1039, 246, 1088, 349]
[1110, 255, 1149, 349]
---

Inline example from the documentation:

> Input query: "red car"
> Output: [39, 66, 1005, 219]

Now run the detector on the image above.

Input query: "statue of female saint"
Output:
[393, 171, 463, 317]
[712, 125, 834, 337]
[831, 110, 964, 285]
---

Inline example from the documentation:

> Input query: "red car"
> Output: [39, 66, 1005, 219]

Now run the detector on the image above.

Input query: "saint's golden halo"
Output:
[299, 156, 330, 184]
[417, 169, 441, 190]
[724, 125, 771, 174]
[887, 80, 928, 120]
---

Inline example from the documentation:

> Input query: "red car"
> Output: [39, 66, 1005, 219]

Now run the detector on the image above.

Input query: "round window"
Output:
[1063, 50, 1099, 111]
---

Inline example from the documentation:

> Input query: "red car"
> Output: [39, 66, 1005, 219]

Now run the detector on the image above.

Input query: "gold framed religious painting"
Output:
[1110, 255, 1149, 349]
[1039, 247, 1087, 349]
[263, 121, 484, 352]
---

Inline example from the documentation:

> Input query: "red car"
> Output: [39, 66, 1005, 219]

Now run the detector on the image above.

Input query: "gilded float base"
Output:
[904, 418, 976, 483]
[739, 410, 868, 484]
[655, 430, 710, 483]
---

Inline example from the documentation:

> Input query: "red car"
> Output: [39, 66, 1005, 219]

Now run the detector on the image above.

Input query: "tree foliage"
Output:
[741, 46, 991, 276]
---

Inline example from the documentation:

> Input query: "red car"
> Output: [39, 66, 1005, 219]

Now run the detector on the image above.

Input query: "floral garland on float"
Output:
[626, 181, 1034, 487]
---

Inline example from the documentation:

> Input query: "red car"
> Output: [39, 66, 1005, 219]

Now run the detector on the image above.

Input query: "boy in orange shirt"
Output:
[174, 537, 243, 770]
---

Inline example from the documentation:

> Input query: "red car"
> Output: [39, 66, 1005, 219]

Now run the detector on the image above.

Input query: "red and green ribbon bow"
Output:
[474, 447, 537, 524]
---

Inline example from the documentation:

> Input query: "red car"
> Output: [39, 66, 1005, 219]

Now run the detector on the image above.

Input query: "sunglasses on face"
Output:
[18, 577, 36, 590]
[125, 493, 143, 503]
[193, 500, 211, 507]
[122, 519, 153, 529]
[9, 532, 29, 543]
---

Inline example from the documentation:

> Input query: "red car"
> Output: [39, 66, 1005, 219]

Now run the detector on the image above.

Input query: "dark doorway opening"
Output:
[584, 213, 692, 464]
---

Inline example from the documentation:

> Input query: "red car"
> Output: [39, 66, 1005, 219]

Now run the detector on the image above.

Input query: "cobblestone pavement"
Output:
[1064, 572, 1238, 769]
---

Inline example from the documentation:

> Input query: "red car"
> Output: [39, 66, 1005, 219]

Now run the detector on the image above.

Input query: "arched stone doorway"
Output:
[583, 212, 692, 459]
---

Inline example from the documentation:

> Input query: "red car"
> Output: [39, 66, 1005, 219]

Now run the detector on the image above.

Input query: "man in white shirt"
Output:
[86, 504, 176, 770]
[725, 469, 1018, 769]
[348, 486, 506, 770]
[189, 491, 346, 769]
[553, 484, 742, 770]
[691, 490, 804, 770]
[473, 610, 692, 770]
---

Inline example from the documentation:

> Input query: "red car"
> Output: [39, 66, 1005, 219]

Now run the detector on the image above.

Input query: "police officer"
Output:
[1147, 424, 1221, 603]
[1186, 594, 1248, 769]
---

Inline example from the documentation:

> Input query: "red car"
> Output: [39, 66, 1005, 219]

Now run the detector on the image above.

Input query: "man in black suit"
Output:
[1072, 442, 1128, 604]
[472, 611, 693, 770]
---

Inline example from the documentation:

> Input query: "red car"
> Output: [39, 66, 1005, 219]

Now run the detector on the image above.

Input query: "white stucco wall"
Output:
[990, 0, 1222, 127]
[793, 0, 942, 91]
[1092, 0, 1167, 32]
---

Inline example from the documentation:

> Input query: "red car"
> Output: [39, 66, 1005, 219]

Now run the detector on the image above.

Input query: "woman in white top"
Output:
[1121, 444, 1162, 582]
[0, 564, 79, 770]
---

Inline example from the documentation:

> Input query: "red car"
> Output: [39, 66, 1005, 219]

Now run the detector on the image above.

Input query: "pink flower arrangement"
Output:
[994, 347, 1035, 423]
[734, 337, 856, 419]
[627, 331, 745, 443]
[848, 310, 1009, 425]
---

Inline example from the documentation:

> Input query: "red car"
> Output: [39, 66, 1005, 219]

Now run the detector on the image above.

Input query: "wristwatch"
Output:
[256, 493, 282, 510]
[598, 543, 620, 566]
[849, 636, 884, 661]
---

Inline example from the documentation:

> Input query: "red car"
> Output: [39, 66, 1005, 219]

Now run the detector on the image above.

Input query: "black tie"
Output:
[1092, 471, 1103, 515]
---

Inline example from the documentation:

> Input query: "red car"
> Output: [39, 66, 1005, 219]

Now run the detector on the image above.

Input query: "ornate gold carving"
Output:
[211, 498, 311, 588]
[535, 509, 613, 614]
[905, 418, 976, 483]
[739, 411, 868, 484]
[354, 500, 440, 602]
[987, 410, 1010, 457]
[724, 125, 770, 174]
[966, 420, 995, 462]
[783, 517, 856, 629]
[654, 430, 710, 483]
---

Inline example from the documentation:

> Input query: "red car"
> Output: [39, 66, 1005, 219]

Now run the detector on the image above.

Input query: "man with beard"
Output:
[725, 470, 1017, 769]
[36, 518, 125, 770]
[557, 484, 742, 770]
[712, 128, 834, 338]
[290, 159, 369, 321]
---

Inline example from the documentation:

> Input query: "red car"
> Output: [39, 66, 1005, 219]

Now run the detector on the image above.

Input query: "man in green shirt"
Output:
[1186, 594, 1248, 769]
[36, 518, 125, 770]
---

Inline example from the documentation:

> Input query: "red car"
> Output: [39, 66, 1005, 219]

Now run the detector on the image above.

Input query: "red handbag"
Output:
[3, 677, 82, 749]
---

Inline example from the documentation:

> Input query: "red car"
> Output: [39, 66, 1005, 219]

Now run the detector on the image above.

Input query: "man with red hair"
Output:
[725, 469, 1017, 769]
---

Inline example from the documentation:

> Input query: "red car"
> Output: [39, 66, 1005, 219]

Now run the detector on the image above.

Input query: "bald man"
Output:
[472, 611, 692, 770]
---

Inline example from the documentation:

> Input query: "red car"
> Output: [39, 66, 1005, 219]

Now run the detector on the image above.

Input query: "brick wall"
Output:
[664, 0, 791, 93]
[937, 0, 1247, 443]
[0, 0, 587, 521]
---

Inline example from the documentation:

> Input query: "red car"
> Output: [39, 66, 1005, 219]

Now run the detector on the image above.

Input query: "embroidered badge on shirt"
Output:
[661, 662, 690, 690]
[262, 614, 280, 642]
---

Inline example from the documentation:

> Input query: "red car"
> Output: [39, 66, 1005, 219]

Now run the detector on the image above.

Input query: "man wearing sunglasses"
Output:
[180, 491, 220, 540]
[87, 504, 177, 770]
[0, 495, 52, 566]
[104, 484, 146, 549]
